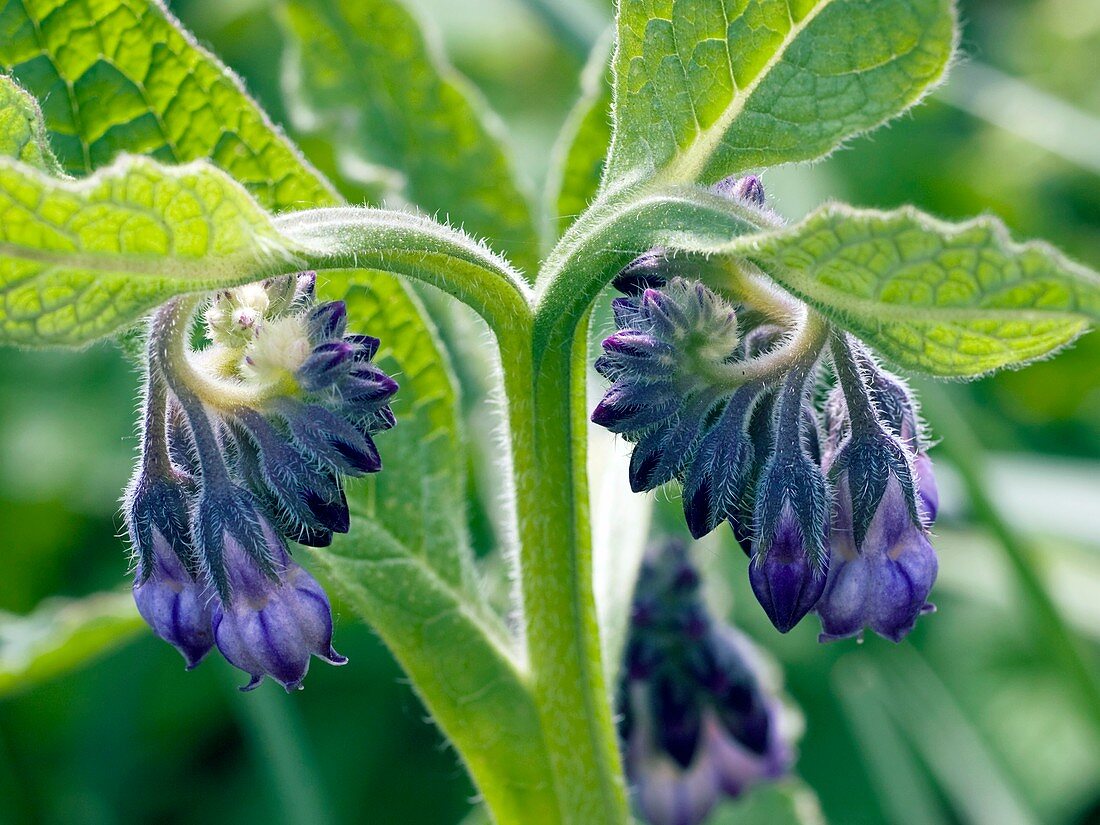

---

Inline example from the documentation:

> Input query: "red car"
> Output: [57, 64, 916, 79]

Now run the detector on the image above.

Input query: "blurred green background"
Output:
[1, 0, 1099, 823]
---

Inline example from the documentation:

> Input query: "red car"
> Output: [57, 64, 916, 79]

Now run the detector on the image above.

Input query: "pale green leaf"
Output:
[0, 0, 337, 210]
[322, 271, 476, 593]
[304, 522, 559, 823]
[0, 74, 63, 174]
[279, 0, 540, 273]
[687, 204, 1100, 377]
[0, 591, 144, 698]
[0, 155, 299, 346]
[607, 0, 956, 186]
[545, 32, 612, 241]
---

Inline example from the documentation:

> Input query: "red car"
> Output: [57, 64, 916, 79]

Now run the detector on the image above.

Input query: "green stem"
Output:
[502, 328, 630, 825]
[920, 383, 1100, 740]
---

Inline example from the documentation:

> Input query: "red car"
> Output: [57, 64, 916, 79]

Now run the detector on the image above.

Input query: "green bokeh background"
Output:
[1, 0, 1099, 823]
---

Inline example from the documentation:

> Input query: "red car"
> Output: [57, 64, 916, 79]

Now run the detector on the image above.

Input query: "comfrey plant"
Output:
[1, 0, 1098, 823]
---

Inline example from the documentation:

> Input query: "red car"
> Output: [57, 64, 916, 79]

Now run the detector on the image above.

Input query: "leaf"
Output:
[0, 591, 144, 698]
[545, 31, 613, 241]
[0, 75, 63, 174]
[683, 204, 1100, 377]
[607, 0, 956, 186]
[279, 0, 540, 274]
[304, 521, 559, 823]
[0, 156, 299, 346]
[323, 270, 476, 593]
[0, 0, 337, 210]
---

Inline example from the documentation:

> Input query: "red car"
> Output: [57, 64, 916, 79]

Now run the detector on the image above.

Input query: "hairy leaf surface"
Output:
[608, 0, 956, 185]
[280, 0, 540, 273]
[0, 0, 336, 208]
[699, 205, 1100, 376]
[0, 75, 63, 174]
[0, 157, 296, 346]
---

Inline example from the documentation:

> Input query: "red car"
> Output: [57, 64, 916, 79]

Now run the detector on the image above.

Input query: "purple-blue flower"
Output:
[131, 519, 214, 669]
[619, 541, 792, 825]
[212, 540, 346, 692]
[128, 274, 398, 689]
[816, 473, 938, 643]
[816, 334, 940, 642]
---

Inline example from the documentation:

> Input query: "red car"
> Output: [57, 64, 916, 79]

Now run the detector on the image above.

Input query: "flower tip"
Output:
[323, 647, 349, 666]
[240, 674, 265, 692]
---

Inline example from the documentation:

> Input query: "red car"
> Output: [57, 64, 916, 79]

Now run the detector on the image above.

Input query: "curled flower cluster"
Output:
[126, 274, 398, 690]
[619, 539, 792, 825]
[594, 177, 940, 641]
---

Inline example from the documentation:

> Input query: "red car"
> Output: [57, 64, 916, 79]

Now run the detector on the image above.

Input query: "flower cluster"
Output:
[593, 176, 940, 642]
[126, 274, 398, 690]
[619, 539, 792, 825]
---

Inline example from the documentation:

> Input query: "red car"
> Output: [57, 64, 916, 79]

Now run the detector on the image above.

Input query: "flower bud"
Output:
[277, 399, 383, 475]
[126, 468, 213, 668]
[133, 532, 214, 669]
[749, 504, 829, 633]
[296, 341, 356, 392]
[711, 174, 766, 207]
[212, 540, 347, 691]
[232, 410, 350, 537]
[749, 366, 831, 633]
[620, 541, 793, 825]
[817, 473, 938, 643]
[306, 300, 348, 343]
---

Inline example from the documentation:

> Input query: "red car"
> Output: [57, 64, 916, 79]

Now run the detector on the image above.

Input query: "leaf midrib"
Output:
[651, 0, 834, 184]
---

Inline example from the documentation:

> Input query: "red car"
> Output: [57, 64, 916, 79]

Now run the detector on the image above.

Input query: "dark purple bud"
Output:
[750, 366, 831, 633]
[297, 341, 355, 392]
[233, 411, 350, 537]
[817, 475, 938, 643]
[712, 174, 766, 207]
[749, 506, 829, 633]
[681, 386, 763, 539]
[306, 301, 348, 343]
[613, 247, 671, 295]
[212, 541, 347, 691]
[611, 296, 642, 329]
[132, 529, 214, 669]
[591, 382, 678, 433]
[278, 400, 382, 475]
[339, 365, 400, 404]
[344, 334, 380, 362]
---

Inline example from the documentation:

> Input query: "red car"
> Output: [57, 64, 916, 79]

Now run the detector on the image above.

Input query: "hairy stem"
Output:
[502, 328, 631, 825]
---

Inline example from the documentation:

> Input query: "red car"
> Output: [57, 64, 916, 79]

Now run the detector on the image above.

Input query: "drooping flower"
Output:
[748, 365, 830, 633]
[815, 334, 940, 642]
[619, 540, 793, 825]
[211, 539, 347, 691]
[128, 468, 214, 669]
[127, 273, 398, 689]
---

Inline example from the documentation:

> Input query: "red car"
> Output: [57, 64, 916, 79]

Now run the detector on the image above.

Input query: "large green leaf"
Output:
[0, 0, 336, 209]
[0, 591, 144, 698]
[677, 204, 1100, 377]
[0, 156, 297, 346]
[607, 0, 956, 186]
[279, 0, 540, 274]
[0, 75, 63, 174]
